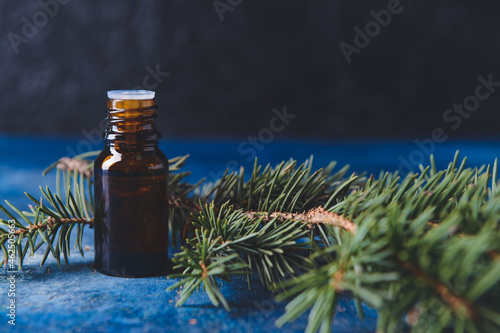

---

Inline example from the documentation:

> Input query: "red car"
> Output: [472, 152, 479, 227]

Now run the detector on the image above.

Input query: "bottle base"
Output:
[94, 252, 171, 278]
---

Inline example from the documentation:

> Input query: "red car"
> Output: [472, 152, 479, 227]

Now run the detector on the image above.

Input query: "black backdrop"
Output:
[1, 0, 500, 139]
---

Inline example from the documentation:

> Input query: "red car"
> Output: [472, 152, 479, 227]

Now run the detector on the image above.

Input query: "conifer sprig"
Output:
[169, 201, 313, 304]
[1, 150, 499, 333]
[0, 153, 95, 269]
[273, 153, 500, 332]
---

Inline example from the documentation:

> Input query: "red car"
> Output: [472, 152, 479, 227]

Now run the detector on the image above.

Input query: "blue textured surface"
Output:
[1, 135, 499, 332]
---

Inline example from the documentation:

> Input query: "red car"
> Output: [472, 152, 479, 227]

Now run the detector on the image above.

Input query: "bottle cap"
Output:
[107, 90, 155, 100]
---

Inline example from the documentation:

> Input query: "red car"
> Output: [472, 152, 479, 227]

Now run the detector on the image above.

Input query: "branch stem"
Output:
[397, 259, 475, 320]
[1, 217, 94, 238]
[245, 206, 357, 233]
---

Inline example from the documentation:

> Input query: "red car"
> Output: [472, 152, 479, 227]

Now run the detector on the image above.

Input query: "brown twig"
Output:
[200, 260, 208, 279]
[245, 206, 357, 233]
[57, 157, 92, 177]
[1, 217, 94, 238]
[169, 195, 200, 212]
[488, 250, 499, 261]
[330, 271, 344, 292]
[397, 259, 475, 320]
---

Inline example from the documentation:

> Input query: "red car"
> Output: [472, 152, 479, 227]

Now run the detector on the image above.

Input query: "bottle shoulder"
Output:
[94, 148, 168, 173]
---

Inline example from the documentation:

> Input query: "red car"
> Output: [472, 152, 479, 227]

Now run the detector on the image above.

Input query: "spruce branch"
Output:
[168, 201, 314, 309]
[167, 228, 249, 310]
[274, 153, 500, 333]
[6, 216, 94, 236]
[0, 189, 94, 268]
[202, 157, 364, 212]
[2, 148, 500, 333]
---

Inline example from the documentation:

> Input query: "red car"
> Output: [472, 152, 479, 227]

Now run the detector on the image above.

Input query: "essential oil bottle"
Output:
[93, 90, 169, 277]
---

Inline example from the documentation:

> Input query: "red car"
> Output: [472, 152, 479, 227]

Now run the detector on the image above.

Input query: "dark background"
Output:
[1, 0, 499, 140]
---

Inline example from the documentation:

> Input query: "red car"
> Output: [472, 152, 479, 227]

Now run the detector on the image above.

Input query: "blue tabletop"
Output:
[1, 135, 499, 332]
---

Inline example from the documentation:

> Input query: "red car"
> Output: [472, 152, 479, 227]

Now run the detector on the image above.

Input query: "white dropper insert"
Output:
[107, 90, 155, 100]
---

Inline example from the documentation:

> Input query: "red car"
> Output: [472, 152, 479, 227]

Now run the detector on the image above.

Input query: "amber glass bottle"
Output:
[93, 90, 169, 277]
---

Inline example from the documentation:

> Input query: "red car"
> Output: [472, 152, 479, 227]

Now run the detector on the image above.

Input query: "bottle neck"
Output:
[104, 98, 160, 152]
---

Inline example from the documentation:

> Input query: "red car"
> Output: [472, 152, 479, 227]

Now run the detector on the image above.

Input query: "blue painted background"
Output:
[1, 136, 499, 332]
